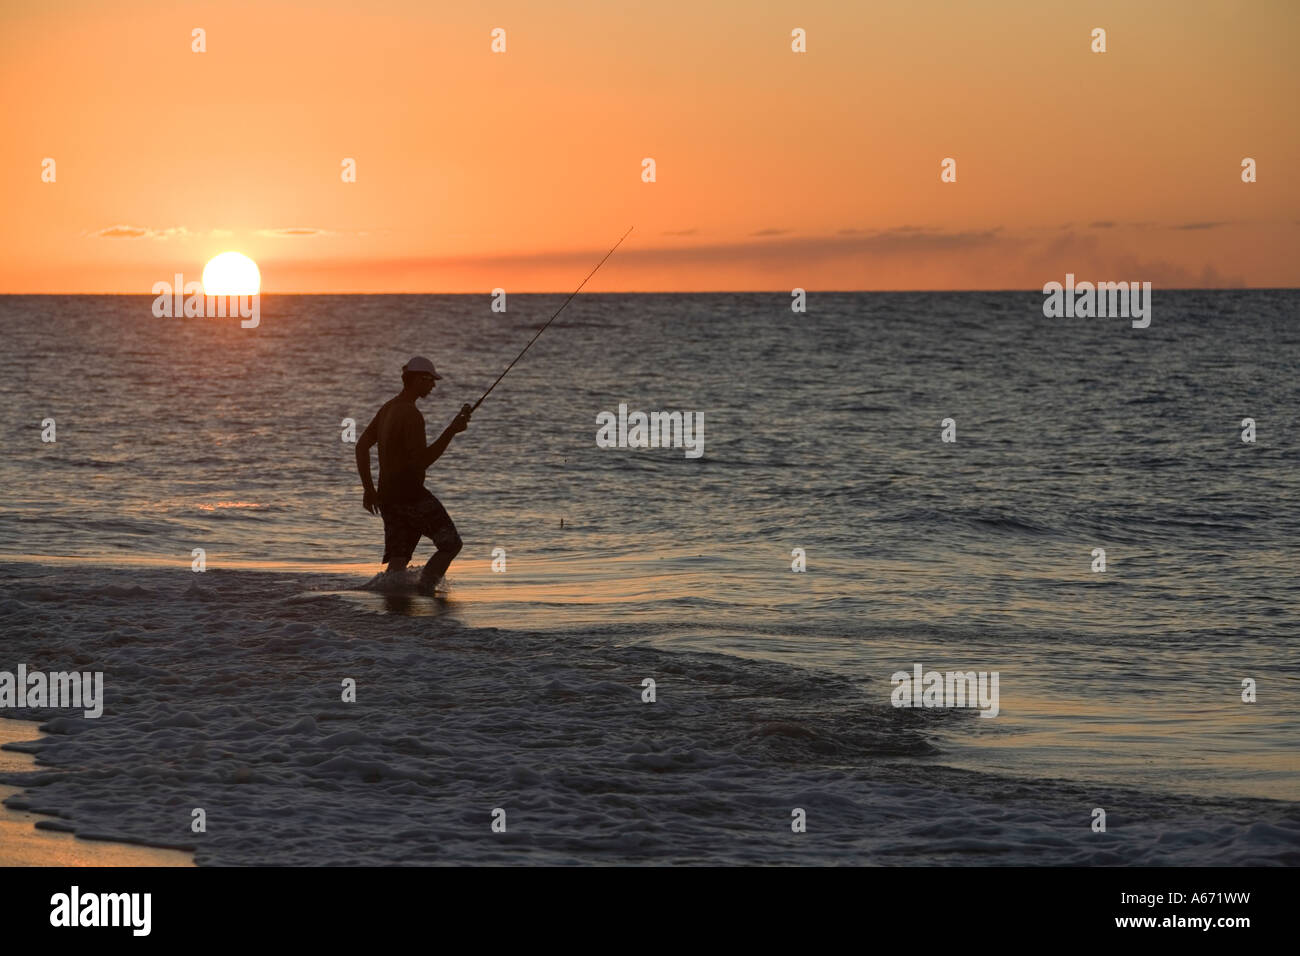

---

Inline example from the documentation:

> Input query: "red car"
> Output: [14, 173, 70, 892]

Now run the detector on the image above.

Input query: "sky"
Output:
[1, 0, 1297, 292]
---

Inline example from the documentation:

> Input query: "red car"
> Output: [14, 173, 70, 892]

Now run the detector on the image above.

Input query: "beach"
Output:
[0, 560, 1296, 865]
[1, 717, 191, 866]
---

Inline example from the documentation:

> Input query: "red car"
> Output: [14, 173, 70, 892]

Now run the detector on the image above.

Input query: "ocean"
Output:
[1, 291, 1297, 864]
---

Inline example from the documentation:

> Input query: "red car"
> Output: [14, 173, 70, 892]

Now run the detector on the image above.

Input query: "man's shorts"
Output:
[379, 489, 460, 566]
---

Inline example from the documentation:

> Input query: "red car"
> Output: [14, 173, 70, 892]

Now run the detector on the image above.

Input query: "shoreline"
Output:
[1, 562, 1296, 864]
[0, 718, 193, 867]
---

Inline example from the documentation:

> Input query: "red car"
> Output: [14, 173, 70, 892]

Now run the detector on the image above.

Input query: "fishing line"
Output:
[471, 225, 634, 412]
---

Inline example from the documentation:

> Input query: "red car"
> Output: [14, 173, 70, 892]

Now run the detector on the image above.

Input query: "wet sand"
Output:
[0, 718, 193, 867]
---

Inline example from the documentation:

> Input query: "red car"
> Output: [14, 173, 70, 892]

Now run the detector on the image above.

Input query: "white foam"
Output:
[0, 562, 1296, 865]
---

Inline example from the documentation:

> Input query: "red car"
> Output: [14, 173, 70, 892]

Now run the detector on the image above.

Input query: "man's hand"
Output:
[363, 487, 380, 515]
[422, 405, 473, 468]
[450, 403, 472, 434]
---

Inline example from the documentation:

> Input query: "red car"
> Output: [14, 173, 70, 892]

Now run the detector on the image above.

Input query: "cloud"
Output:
[94, 225, 193, 240]
[278, 226, 1019, 280]
[642, 226, 1014, 263]
[261, 225, 1251, 290]
[1068, 220, 1228, 232]
[1028, 231, 1247, 287]
[257, 227, 335, 238]
[750, 228, 790, 237]
[96, 225, 150, 239]
[99, 225, 353, 240]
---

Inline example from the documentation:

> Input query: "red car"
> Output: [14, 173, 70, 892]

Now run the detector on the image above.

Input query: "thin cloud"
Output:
[257, 227, 336, 238]
[94, 225, 194, 240]
[1029, 231, 1248, 287]
[96, 225, 149, 239]
[284, 227, 1018, 278]
[258, 223, 1263, 291]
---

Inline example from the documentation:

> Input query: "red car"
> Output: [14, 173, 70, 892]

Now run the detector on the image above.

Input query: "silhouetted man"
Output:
[356, 356, 471, 592]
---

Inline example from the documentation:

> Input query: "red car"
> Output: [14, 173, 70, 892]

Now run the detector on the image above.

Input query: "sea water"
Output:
[0, 292, 1296, 863]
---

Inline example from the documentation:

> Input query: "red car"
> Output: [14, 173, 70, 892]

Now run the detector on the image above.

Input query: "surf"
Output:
[358, 568, 447, 597]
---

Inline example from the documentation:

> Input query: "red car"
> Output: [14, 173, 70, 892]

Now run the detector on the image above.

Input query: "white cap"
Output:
[403, 356, 442, 379]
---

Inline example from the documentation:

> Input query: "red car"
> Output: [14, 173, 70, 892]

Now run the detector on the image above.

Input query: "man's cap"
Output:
[403, 356, 442, 379]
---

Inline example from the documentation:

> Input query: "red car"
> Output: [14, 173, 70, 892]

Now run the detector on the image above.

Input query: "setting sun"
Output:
[202, 252, 261, 296]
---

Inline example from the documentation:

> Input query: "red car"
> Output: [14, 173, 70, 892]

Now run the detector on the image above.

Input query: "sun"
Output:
[202, 252, 261, 296]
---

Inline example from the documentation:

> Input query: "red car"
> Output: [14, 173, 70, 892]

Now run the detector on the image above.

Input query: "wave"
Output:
[0, 561, 1295, 865]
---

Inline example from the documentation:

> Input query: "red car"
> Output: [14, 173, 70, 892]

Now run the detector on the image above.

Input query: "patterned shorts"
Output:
[379, 490, 461, 566]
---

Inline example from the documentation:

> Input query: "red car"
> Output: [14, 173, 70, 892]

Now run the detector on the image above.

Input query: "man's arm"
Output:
[420, 404, 472, 469]
[356, 421, 379, 514]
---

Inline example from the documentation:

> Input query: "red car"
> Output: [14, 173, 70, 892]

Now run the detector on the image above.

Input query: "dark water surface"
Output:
[2, 292, 1297, 807]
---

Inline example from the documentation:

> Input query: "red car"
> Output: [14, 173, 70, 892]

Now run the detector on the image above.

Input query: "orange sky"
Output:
[1, 0, 1296, 292]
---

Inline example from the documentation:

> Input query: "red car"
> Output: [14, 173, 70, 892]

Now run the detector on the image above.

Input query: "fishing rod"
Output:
[469, 225, 634, 413]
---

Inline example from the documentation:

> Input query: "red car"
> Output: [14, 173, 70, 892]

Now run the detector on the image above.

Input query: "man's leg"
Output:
[381, 502, 419, 577]
[417, 495, 462, 588]
[419, 536, 462, 587]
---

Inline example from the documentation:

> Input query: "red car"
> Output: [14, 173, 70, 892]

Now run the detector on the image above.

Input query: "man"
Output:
[356, 356, 472, 593]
